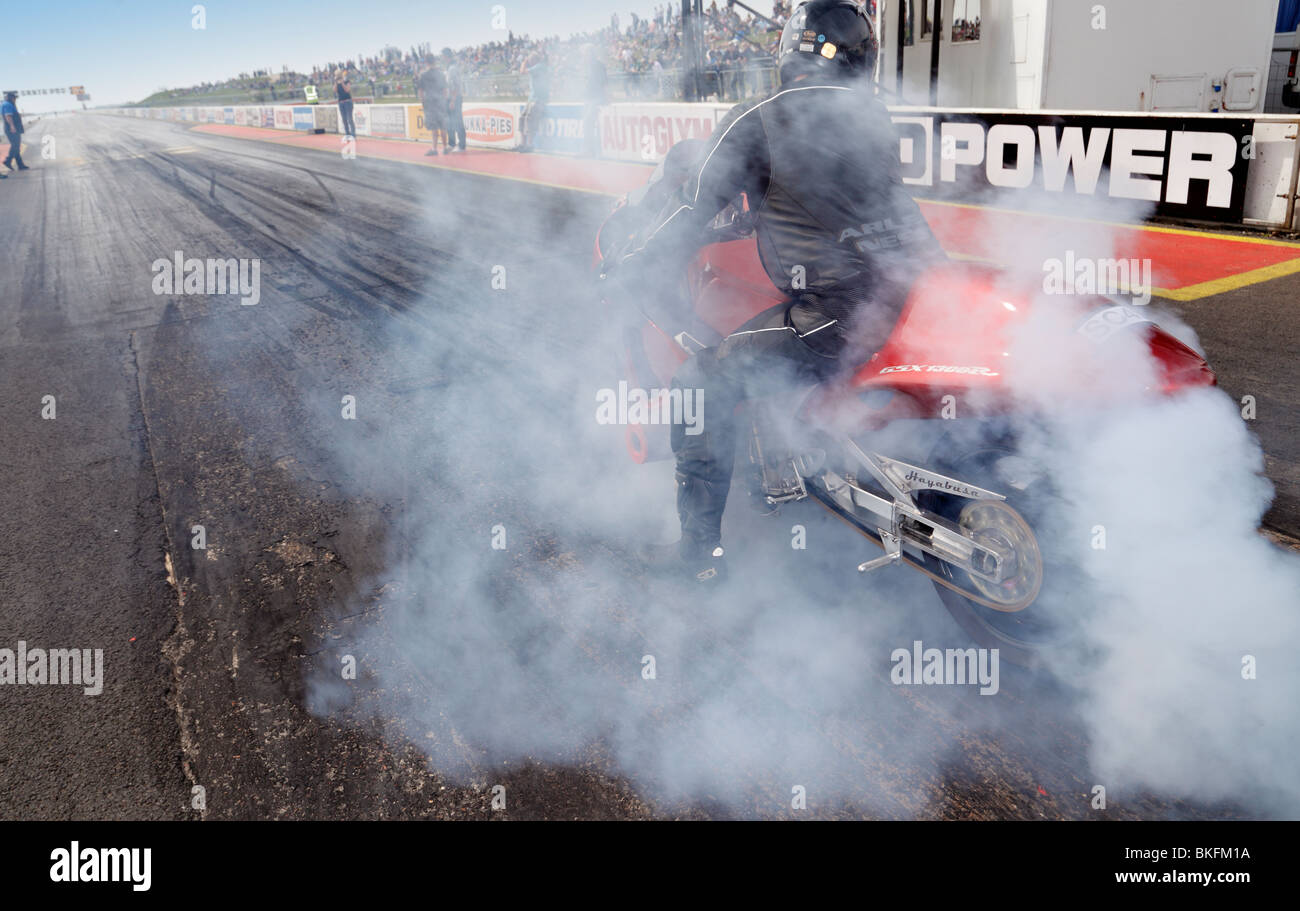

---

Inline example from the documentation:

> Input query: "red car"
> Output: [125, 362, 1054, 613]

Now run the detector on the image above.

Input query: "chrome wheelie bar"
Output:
[792, 440, 1014, 583]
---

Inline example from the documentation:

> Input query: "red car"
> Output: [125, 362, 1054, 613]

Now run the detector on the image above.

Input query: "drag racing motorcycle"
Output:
[595, 141, 1216, 666]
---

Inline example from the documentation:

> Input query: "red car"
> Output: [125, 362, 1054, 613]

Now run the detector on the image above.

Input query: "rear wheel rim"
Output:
[958, 499, 1043, 610]
[923, 443, 1076, 653]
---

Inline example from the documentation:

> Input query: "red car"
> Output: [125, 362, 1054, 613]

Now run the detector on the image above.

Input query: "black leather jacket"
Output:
[625, 77, 940, 315]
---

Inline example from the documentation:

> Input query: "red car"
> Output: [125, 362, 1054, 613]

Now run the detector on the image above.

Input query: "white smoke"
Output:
[1056, 390, 1300, 810]
[954, 184, 1300, 816]
[299, 127, 1300, 819]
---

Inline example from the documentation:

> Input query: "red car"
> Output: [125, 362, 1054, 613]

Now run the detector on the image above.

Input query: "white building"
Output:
[876, 0, 1282, 112]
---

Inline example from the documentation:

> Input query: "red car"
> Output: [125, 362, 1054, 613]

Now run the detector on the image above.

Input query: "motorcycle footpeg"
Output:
[858, 530, 902, 573]
[858, 551, 902, 573]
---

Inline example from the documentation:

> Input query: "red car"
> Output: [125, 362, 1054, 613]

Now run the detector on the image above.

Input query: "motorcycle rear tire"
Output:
[917, 432, 1082, 670]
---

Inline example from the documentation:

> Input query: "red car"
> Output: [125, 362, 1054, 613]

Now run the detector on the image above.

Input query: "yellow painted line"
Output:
[916, 196, 1300, 249]
[931, 251, 1300, 300]
[945, 251, 1000, 263]
[1152, 256, 1300, 300]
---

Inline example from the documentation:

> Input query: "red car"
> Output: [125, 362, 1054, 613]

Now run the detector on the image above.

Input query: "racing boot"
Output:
[642, 473, 729, 585]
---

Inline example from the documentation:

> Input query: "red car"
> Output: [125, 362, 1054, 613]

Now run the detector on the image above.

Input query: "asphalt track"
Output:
[0, 112, 1297, 820]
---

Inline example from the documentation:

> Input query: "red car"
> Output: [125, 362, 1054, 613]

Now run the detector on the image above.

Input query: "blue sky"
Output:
[3, 0, 666, 111]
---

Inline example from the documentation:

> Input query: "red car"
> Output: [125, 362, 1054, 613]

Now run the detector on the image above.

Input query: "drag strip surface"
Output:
[0, 113, 1294, 819]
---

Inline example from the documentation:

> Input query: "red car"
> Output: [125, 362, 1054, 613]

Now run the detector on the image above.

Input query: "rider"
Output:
[615, 0, 943, 584]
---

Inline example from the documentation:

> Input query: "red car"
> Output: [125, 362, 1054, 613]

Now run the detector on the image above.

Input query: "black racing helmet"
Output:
[777, 0, 878, 86]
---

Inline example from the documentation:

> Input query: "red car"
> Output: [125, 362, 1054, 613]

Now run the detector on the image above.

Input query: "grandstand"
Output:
[135, 1, 793, 108]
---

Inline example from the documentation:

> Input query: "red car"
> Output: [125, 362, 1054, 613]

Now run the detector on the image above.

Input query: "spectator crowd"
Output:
[145, 3, 796, 107]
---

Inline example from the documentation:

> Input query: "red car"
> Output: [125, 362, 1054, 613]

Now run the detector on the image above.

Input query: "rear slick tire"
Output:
[917, 433, 1083, 670]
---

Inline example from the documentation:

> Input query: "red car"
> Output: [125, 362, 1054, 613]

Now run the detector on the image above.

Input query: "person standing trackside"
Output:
[582, 44, 607, 158]
[445, 60, 466, 152]
[2, 92, 28, 172]
[336, 74, 356, 139]
[417, 58, 448, 156]
[518, 51, 550, 153]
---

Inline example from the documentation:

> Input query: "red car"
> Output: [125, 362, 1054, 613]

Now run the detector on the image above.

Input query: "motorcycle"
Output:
[595, 141, 1216, 667]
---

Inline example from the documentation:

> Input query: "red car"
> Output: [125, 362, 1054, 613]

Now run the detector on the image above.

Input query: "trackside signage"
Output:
[104, 101, 1277, 224]
[599, 103, 728, 161]
[463, 105, 521, 146]
[534, 103, 585, 155]
[890, 112, 1255, 222]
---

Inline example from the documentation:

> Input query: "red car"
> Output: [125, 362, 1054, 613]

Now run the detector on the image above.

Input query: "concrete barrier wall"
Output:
[103, 101, 1300, 230]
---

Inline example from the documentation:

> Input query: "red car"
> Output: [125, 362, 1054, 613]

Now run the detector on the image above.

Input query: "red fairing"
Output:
[801, 263, 1034, 432]
[804, 259, 1215, 433]
[596, 205, 1216, 459]
[688, 238, 786, 339]
[855, 263, 1025, 387]
[1149, 326, 1217, 393]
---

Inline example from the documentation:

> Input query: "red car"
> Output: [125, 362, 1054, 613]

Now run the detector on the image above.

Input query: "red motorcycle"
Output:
[596, 142, 1216, 666]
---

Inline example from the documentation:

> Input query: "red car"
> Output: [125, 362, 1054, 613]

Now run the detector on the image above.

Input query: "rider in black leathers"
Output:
[616, 0, 943, 583]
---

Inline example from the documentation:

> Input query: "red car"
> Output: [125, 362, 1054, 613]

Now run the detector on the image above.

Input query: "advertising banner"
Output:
[314, 105, 339, 133]
[598, 103, 729, 162]
[889, 110, 1255, 223]
[369, 103, 407, 138]
[462, 103, 523, 148]
[291, 106, 315, 130]
[273, 106, 295, 129]
[532, 103, 586, 155]
[351, 104, 371, 136]
[406, 104, 433, 142]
